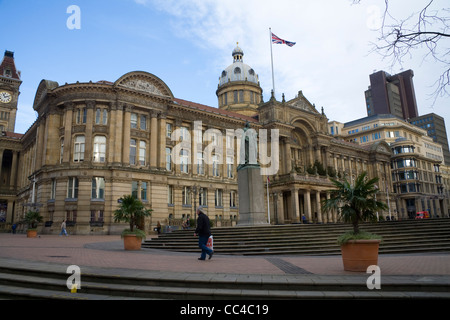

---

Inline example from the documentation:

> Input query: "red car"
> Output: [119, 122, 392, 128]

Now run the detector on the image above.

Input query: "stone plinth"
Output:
[237, 165, 268, 226]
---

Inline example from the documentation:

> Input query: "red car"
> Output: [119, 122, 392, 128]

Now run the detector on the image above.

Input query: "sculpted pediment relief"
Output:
[120, 79, 164, 96]
[115, 71, 174, 99]
[286, 96, 319, 115]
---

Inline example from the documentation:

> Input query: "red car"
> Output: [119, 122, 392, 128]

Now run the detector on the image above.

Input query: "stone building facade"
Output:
[331, 114, 448, 219]
[0, 46, 393, 234]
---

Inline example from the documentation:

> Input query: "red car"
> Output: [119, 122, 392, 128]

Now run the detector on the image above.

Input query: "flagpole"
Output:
[269, 27, 275, 97]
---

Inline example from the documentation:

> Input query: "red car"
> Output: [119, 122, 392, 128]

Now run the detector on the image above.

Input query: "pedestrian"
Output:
[155, 221, 161, 234]
[194, 206, 213, 260]
[60, 219, 68, 236]
[11, 223, 17, 234]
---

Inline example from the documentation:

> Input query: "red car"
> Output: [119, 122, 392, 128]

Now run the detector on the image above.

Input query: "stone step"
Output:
[1, 263, 449, 300]
[143, 218, 450, 256]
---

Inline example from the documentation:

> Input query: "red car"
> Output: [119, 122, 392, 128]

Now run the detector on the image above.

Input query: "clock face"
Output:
[0, 91, 12, 103]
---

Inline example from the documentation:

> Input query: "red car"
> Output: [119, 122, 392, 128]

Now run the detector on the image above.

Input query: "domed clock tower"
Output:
[216, 44, 262, 117]
[0, 50, 22, 132]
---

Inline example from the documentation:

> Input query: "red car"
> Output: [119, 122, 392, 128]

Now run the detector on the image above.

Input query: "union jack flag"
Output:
[271, 32, 296, 47]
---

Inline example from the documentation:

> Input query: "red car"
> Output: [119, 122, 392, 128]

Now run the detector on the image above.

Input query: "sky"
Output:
[1, 0, 449, 136]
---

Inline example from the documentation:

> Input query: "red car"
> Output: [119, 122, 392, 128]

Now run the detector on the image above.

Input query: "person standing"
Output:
[194, 207, 213, 260]
[60, 219, 68, 236]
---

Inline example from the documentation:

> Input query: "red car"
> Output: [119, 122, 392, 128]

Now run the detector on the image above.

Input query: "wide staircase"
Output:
[142, 218, 450, 256]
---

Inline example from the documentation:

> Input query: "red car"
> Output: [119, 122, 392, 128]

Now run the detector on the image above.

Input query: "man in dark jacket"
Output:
[194, 206, 213, 260]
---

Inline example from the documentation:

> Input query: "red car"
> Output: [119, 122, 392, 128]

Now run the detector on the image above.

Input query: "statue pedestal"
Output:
[237, 165, 268, 226]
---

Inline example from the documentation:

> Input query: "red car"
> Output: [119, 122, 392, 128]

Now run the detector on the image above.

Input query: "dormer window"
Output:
[4, 69, 12, 77]
[234, 67, 241, 74]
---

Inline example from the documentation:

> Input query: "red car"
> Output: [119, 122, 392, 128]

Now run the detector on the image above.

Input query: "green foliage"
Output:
[307, 160, 327, 176]
[24, 210, 43, 230]
[114, 195, 152, 233]
[322, 172, 388, 235]
[337, 231, 382, 245]
[327, 166, 337, 178]
[121, 228, 147, 240]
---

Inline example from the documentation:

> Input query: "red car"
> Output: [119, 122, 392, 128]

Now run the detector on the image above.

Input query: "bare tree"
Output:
[355, 0, 450, 102]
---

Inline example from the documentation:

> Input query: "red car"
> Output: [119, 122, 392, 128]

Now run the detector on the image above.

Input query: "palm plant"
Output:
[24, 210, 43, 230]
[322, 172, 388, 243]
[114, 195, 152, 239]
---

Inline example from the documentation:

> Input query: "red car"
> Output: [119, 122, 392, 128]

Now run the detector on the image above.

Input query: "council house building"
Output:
[0, 47, 392, 234]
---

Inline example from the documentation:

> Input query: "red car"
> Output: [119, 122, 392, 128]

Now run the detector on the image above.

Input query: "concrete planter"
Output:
[123, 234, 143, 250]
[340, 239, 381, 272]
[26, 229, 38, 238]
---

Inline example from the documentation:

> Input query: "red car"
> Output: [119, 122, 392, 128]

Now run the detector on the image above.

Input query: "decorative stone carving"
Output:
[120, 79, 163, 96]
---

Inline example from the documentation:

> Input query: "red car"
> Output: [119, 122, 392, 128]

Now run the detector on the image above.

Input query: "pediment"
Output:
[286, 95, 320, 115]
[33, 79, 59, 110]
[115, 71, 174, 99]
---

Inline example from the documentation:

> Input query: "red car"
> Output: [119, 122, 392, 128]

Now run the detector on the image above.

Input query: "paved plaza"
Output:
[1, 233, 450, 276]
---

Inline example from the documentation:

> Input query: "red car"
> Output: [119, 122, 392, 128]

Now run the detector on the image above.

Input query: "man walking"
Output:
[60, 219, 68, 236]
[194, 207, 213, 260]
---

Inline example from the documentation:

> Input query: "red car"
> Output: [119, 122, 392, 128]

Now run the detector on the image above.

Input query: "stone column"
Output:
[291, 187, 300, 223]
[62, 103, 74, 163]
[316, 191, 323, 223]
[150, 111, 158, 168]
[284, 138, 291, 174]
[304, 190, 312, 222]
[9, 151, 18, 189]
[158, 114, 167, 170]
[84, 101, 95, 163]
[122, 105, 132, 165]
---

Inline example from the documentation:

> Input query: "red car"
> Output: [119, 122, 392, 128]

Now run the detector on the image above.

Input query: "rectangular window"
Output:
[215, 189, 223, 207]
[199, 188, 207, 206]
[140, 115, 147, 130]
[230, 190, 236, 207]
[180, 149, 189, 173]
[90, 210, 104, 223]
[103, 109, 108, 125]
[141, 182, 148, 201]
[227, 156, 234, 178]
[130, 139, 137, 165]
[74, 135, 85, 162]
[182, 186, 191, 205]
[166, 123, 173, 138]
[212, 154, 220, 177]
[166, 147, 172, 171]
[131, 113, 138, 129]
[139, 141, 146, 165]
[60, 138, 64, 164]
[168, 185, 174, 205]
[95, 108, 101, 124]
[131, 181, 138, 199]
[67, 177, 78, 199]
[93, 136, 106, 163]
[92, 177, 105, 199]
[50, 179, 56, 200]
[197, 152, 204, 175]
[66, 210, 77, 223]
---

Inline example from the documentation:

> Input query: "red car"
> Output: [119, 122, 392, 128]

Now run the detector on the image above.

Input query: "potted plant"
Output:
[322, 172, 388, 271]
[113, 195, 152, 250]
[24, 210, 43, 238]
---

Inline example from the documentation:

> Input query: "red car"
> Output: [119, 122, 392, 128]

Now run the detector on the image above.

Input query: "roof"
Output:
[173, 98, 258, 123]
[0, 51, 21, 80]
[1, 131, 24, 139]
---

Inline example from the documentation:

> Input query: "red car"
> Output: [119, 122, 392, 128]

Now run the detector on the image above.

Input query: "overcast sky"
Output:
[2, 0, 449, 136]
